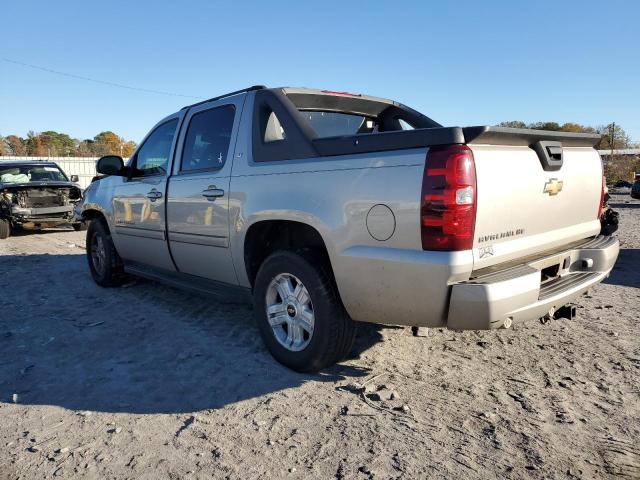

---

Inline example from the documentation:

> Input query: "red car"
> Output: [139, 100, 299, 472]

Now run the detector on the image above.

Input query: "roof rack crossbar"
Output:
[181, 85, 266, 110]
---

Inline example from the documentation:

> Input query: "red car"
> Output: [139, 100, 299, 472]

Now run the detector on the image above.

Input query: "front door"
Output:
[166, 97, 243, 284]
[111, 117, 179, 270]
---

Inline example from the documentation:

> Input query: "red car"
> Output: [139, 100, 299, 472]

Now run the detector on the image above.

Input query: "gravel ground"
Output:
[0, 193, 638, 479]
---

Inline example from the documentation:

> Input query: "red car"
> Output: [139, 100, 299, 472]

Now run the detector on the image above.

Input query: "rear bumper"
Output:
[447, 236, 619, 329]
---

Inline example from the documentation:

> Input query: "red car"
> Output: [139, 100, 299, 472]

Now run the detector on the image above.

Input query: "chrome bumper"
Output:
[447, 236, 620, 329]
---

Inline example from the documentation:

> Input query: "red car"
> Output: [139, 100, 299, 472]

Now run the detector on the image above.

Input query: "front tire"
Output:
[73, 222, 88, 232]
[254, 250, 355, 372]
[0, 219, 10, 239]
[86, 219, 125, 287]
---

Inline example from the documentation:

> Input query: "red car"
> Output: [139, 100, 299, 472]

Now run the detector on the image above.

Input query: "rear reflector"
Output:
[421, 144, 477, 251]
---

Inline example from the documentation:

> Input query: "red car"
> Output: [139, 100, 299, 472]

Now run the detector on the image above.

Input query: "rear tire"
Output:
[73, 222, 88, 232]
[0, 219, 10, 239]
[254, 249, 355, 372]
[86, 218, 125, 287]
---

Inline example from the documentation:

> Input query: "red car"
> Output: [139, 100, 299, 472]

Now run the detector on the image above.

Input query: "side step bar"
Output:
[124, 262, 253, 304]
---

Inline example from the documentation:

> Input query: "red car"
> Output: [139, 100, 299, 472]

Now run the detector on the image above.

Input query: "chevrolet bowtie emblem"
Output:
[543, 178, 564, 196]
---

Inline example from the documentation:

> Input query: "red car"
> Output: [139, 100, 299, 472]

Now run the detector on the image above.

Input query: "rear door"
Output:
[166, 95, 244, 284]
[111, 117, 181, 270]
[470, 142, 603, 270]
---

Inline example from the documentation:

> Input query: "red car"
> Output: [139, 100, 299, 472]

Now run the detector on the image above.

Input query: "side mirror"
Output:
[96, 155, 125, 176]
[70, 174, 79, 183]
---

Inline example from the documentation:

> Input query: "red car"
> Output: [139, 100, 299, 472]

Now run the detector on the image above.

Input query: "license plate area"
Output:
[540, 263, 560, 283]
[533, 253, 572, 285]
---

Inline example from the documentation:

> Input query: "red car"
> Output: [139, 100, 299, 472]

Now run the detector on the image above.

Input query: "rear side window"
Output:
[264, 111, 286, 143]
[181, 105, 235, 172]
[134, 119, 178, 177]
[399, 119, 415, 130]
[299, 111, 374, 138]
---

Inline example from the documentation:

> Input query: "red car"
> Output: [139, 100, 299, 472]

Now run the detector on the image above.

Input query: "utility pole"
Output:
[609, 122, 615, 161]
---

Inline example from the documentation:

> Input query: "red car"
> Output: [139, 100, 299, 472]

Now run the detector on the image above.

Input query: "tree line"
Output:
[497, 121, 633, 150]
[0, 131, 136, 158]
[497, 121, 638, 181]
[1, 122, 637, 180]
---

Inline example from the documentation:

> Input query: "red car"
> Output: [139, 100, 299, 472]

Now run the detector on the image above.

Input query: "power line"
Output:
[1, 57, 203, 99]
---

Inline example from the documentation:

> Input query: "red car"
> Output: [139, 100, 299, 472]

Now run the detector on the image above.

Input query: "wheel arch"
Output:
[83, 208, 119, 241]
[242, 219, 336, 290]
[81, 207, 108, 227]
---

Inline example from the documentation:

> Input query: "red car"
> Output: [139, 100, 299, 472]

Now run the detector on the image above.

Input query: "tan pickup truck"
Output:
[78, 86, 619, 371]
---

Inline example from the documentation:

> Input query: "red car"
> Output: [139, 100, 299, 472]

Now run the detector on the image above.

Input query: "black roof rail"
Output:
[181, 85, 266, 110]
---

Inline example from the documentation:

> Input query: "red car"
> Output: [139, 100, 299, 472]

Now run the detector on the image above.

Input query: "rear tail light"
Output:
[421, 144, 477, 251]
[598, 158, 605, 219]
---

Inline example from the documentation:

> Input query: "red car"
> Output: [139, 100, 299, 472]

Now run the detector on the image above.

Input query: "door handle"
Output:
[146, 189, 162, 201]
[202, 186, 224, 200]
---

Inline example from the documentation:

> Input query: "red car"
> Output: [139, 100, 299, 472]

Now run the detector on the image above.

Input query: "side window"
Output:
[398, 119, 415, 130]
[133, 119, 178, 177]
[264, 111, 286, 142]
[181, 105, 235, 172]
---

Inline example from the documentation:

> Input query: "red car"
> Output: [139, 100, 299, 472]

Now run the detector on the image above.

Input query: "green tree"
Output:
[25, 131, 47, 156]
[1, 131, 135, 157]
[497, 121, 527, 129]
[38, 131, 77, 157]
[595, 123, 631, 150]
[5, 135, 26, 155]
[76, 139, 95, 157]
[0, 136, 8, 156]
[529, 122, 561, 131]
[94, 131, 123, 156]
[121, 140, 135, 157]
[497, 121, 599, 134]
[559, 123, 596, 134]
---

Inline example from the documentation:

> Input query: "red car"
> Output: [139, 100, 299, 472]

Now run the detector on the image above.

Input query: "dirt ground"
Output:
[0, 193, 638, 479]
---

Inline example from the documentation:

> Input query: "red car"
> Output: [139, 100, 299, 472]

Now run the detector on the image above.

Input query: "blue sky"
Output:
[1, 0, 639, 144]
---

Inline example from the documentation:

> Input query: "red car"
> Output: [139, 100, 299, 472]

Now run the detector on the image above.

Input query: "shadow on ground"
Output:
[8, 226, 77, 237]
[0, 254, 382, 414]
[604, 248, 640, 288]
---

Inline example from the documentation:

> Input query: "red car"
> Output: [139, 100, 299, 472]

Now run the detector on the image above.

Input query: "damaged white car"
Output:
[0, 160, 84, 239]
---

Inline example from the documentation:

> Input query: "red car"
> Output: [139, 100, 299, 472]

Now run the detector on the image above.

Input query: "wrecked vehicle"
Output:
[0, 161, 84, 239]
[600, 183, 619, 236]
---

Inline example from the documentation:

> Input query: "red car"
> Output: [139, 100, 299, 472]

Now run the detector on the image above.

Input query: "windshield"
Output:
[0, 164, 68, 183]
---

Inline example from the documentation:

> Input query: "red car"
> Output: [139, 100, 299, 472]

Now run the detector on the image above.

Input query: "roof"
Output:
[181, 85, 265, 110]
[180, 85, 400, 112]
[280, 87, 403, 118]
[0, 160, 60, 167]
[281, 87, 396, 105]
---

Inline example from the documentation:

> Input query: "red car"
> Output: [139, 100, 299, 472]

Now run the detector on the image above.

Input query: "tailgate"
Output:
[465, 127, 603, 270]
